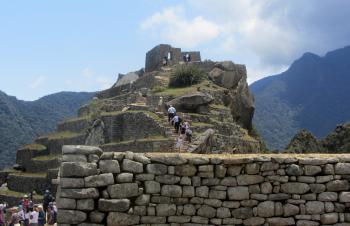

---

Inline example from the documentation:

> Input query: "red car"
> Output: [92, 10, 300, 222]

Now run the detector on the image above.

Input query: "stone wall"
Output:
[57, 145, 350, 226]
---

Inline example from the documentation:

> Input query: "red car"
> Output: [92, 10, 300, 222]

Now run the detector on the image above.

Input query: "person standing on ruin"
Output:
[43, 190, 53, 213]
[167, 105, 176, 123]
[171, 115, 182, 134]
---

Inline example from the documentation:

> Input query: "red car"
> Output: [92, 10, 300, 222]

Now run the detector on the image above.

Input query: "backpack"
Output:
[178, 117, 182, 123]
[186, 129, 192, 136]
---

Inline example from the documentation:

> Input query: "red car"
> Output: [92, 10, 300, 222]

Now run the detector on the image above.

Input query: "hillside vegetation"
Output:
[0, 91, 94, 169]
[251, 46, 350, 150]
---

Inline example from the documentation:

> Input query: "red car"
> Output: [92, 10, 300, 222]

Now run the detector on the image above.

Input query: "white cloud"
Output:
[141, 0, 350, 82]
[140, 6, 221, 48]
[66, 68, 115, 91]
[29, 76, 46, 89]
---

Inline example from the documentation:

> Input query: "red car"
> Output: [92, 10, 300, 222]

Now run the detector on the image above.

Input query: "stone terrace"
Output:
[57, 145, 350, 226]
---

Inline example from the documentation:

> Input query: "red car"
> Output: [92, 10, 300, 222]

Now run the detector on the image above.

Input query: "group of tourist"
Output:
[0, 190, 57, 226]
[168, 105, 193, 151]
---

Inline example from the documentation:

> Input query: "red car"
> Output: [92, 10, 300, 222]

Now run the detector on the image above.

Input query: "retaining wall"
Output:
[57, 145, 350, 226]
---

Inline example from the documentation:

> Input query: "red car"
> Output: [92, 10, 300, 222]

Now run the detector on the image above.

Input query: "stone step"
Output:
[36, 132, 86, 155]
[0, 187, 43, 207]
[24, 155, 60, 173]
[7, 172, 50, 195]
[57, 117, 91, 133]
[16, 144, 49, 168]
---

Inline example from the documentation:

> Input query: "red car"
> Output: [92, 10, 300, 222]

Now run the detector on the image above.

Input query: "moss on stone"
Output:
[10, 172, 47, 178]
[45, 131, 84, 140]
[20, 143, 47, 151]
[31, 155, 60, 161]
[0, 187, 43, 199]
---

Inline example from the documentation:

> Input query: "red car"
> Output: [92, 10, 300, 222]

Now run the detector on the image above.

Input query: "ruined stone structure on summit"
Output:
[145, 44, 201, 72]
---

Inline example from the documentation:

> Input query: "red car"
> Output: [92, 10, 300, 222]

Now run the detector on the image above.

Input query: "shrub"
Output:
[169, 64, 206, 88]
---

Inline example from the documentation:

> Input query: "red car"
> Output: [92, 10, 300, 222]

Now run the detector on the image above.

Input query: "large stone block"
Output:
[257, 201, 274, 217]
[306, 201, 325, 214]
[228, 186, 249, 200]
[266, 217, 295, 225]
[90, 211, 105, 223]
[339, 192, 350, 202]
[318, 192, 338, 201]
[286, 164, 303, 176]
[84, 173, 115, 187]
[57, 210, 87, 224]
[320, 213, 338, 225]
[155, 175, 180, 184]
[98, 199, 130, 212]
[99, 160, 120, 173]
[326, 180, 349, 191]
[231, 207, 253, 219]
[108, 183, 139, 198]
[62, 145, 103, 155]
[156, 204, 176, 216]
[197, 205, 216, 218]
[77, 199, 95, 211]
[122, 159, 143, 173]
[60, 162, 98, 177]
[60, 178, 85, 188]
[237, 175, 264, 185]
[161, 185, 182, 197]
[145, 181, 161, 194]
[57, 198, 76, 209]
[146, 163, 167, 175]
[60, 188, 99, 199]
[175, 164, 197, 176]
[148, 154, 187, 165]
[280, 183, 310, 194]
[335, 163, 350, 174]
[107, 212, 140, 226]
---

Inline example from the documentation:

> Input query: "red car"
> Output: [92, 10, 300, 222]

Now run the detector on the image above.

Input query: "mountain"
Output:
[0, 91, 94, 169]
[251, 46, 350, 150]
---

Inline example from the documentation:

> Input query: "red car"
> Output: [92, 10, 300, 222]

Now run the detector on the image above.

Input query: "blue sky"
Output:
[1, 0, 349, 100]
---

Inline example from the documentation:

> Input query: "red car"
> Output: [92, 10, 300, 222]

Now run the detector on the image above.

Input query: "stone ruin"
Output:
[57, 145, 350, 226]
[145, 44, 201, 72]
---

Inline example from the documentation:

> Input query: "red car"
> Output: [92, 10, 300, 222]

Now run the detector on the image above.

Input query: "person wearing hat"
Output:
[21, 195, 30, 211]
[43, 190, 53, 213]
[37, 206, 45, 226]
[9, 207, 20, 226]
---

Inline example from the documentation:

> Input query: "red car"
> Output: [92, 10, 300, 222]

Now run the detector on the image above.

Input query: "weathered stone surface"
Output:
[228, 186, 249, 200]
[107, 183, 138, 198]
[62, 154, 87, 163]
[231, 207, 253, 219]
[135, 173, 154, 181]
[257, 201, 274, 217]
[61, 188, 99, 199]
[261, 182, 273, 194]
[107, 212, 140, 226]
[122, 159, 143, 173]
[84, 173, 114, 187]
[306, 201, 325, 214]
[156, 204, 176, 216]
[316, 175, 333, 183]
[57, 210, 87, 224]
[167, 92, 214, 114]
[183, 204, 196, 215]
[237, 175, 264, 185]
[99, 160, 120, 173]
[141, 216, 166, 224]
[61, 162, 98, 177]
[298, 176, 316, 183]
[183, 186, 195, 197]
[284, 203, 299, 217]
[216, 207, 231, 218]
[318, 192, 338, 201]
[266, 217, 295, 225]
[89, 211, 105, 223]
[133, 153, 151, 164]
[304, 165, 322, 176]
[175, 164, 197, 176]
[77, 199, 94, 211]
[339, 192, 350, 202]
[286, 164, 303, 176]
[209, 190, 226, 200]
[98, 199, 130, 212]
[197, 205, 216, 218]
[116, 173, 133, 183]
[281, 183, 310, 194]
[243, 217, 265, 226]
[60, 178, 85, 188]
[161, 185, 182, 197]
[155, 175, 180, 184]
[335, 163, 350, 174]
[148, 154, 187, 165]
[320, 213, 338, 224]
[147, 163, 167, 175]
[135, 194, 150, 206]
[296, 220, 319, 226]
[145, 181, 161, 194]
[220, 177, 237, 186]
[215, 165, 227, 177]
[261, 162, 279, 171]
[310, 184, 326, 193]
[196, 186, 209, 197]
[227, 165, 243, 176]
[168, 215, 191, 223]
[57, 198, 76, 209]
[326, 180, 349, 191]
[299, 158, 327, 165]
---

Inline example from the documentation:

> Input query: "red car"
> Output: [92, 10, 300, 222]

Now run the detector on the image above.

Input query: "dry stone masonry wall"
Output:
[57, 145, 350, 226]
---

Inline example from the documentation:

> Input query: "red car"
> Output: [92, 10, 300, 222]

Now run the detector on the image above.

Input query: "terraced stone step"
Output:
[7, 172, 50, 195]
[16, 144, 49, 168]
[35, 132, 86, 155]
[57, 117, 91, 133]
[101, 137, 173, 153]
[24, 155, 60, 173]
[0, 187, 43, 207]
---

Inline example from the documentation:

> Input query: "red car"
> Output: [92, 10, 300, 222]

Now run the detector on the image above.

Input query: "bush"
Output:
[169, 64, 205, 88]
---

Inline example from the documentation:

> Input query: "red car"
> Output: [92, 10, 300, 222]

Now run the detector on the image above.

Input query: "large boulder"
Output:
[85, 119, 105, 146]
[166, 92, 214, 114]
[286, 129, 324, 153]
[187, 129, 215, 153]
[209, 61, 245, 89]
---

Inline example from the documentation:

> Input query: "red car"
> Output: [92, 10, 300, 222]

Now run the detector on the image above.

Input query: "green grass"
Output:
[20, 143, 47, 151]
[31, 155, 60, 161]
[45, 131, 84, 140]
[192, 122, 214, 127]
[63, 116, 89, 123]
[210, 104, 230, 110]
[0, 187, 43, 199]
[10, 172, 47, 178]
[102, 110, 162, 122]
[102, 136, 170, 146]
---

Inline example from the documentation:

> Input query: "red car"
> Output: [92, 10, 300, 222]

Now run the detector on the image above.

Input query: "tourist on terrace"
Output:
[37, 206, 45, 226]
[43, 190, 53, 213]
[46, 206, 56, 226]
[167, 105, 176, 122]
[171, 115, 182, 133]
[29, 206, 38, 226]
[0, 204, 5, 226]
[9, 207, 20, 226]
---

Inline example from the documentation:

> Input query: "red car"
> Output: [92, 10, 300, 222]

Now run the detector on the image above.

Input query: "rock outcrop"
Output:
[166, 92, 214, 114]
[286, 122, 350, 153]
[286, 129, 324, 153]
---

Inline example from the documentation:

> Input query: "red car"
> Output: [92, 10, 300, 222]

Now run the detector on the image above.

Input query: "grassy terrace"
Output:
[102, 136, 170, 146]
[61, 116, 89, 123]
[0, 187, 43, 199]
[20, 143, 47, 151]
[42, 131, 84, 140]
[31, 154, 60, 161]
[9, 171, 47, 178]
[101, 110, 162, 122]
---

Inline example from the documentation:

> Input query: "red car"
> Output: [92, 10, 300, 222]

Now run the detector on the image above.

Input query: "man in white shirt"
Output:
[171, 115, 182, 133]
[29, 207, 39, 226]
[168, 105, 176, 122]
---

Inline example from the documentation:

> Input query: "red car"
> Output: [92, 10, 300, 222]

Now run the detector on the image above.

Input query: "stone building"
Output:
[145, 44, 201, 72]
